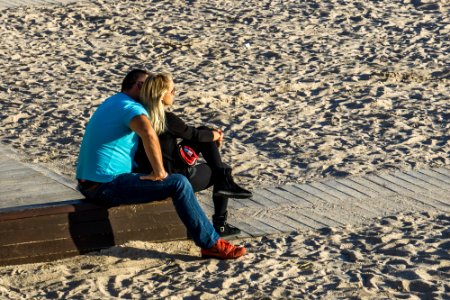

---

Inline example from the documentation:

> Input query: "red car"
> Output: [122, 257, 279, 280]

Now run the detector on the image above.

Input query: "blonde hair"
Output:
[139, 73, 173, 135]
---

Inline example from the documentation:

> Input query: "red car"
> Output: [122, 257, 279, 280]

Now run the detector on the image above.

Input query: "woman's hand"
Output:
[213, 129, 224, 148]
[140, 171, 168, 181]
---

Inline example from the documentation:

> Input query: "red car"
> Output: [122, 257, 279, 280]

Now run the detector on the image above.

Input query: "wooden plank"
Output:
[229, 220, 260, 237]
[1, 176, 58, 188]
[248, 218, 284, 235]
[378, 173, 450, 209]
[0, 198, 189, 266]
[321, 179, 372, 199]
[434, 168, 450, 178]
[350, 176, 397, 196]
[281, 184, 323, 205]
[290, 184, 369, 223]
[0, 201, 87, 221]
[1, 182, 73, 198]
[232, 196, 266, 209]
[232, 220, 270, 237]
[255, 214, 297, 233]
[364, 174, 414, 195]
[0, 222, 188, 266]
[0, 163, 31, 172]
[367, 174, 448, 211]
[267, 186, 312, 207]
[419, 169, 450, 185]
[282, 209, 340, 229]
[392, 172, 437, 191]
[310, 182, 355, 200]
[251, 190, 279, 207]
[379, 173, 430, 194]
[0, 201, 185, 244]
[225, 198, 248, 210]
[392, 173, 450, 202]
[259, 188, 296, 206]
[294, 183, 338, 202]
[406, 170, 450, 190]
[307, 182, 380, 218]
[0, 168, 44, 179]
[262, 211, 312, 231]
[0, 190, 82, 209]
[335, 178, 380, 198]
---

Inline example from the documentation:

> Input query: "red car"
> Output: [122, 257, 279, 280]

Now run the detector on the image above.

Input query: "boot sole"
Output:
[218, 231, 242, 238]
[213, 191, 253, 199]
[201, 253, 245, 259]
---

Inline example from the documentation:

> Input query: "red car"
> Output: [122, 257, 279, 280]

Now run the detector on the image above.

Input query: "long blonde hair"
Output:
[139, 72, 172, 135]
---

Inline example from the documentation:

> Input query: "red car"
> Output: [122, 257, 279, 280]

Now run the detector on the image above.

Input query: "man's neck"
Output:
[123, 91, 138, 101]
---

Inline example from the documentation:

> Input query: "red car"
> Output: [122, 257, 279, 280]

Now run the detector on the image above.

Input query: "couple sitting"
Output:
[76, 69, 251, 259]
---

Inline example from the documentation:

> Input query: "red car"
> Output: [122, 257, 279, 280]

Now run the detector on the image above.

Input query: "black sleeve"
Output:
[165, 112, 214, 143]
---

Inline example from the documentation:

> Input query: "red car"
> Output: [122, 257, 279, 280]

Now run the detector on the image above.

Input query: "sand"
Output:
[0, 0, 449, 298]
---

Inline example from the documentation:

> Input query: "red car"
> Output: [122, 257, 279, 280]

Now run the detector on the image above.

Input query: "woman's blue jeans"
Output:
[78, 173, 219, 249]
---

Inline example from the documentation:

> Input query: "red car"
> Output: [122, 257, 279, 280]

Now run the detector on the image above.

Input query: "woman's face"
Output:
[161, 80, 175, 107]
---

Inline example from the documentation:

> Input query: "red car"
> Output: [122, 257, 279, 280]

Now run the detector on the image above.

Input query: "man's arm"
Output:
[129, 115, 168, 181]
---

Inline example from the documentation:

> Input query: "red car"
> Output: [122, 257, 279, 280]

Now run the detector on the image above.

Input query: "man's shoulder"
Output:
[106, 93, 142, 108]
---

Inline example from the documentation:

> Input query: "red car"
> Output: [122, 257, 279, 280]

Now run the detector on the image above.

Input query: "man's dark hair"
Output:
[121, 69, 149, 92]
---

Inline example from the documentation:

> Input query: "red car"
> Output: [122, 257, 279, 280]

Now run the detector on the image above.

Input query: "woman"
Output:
[134, 72, 252, 236]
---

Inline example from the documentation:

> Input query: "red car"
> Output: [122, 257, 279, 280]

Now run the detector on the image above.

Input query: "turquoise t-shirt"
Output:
[76, 93, 149, 182]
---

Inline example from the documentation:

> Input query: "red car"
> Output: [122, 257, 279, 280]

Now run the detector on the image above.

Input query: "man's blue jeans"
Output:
[78, 173, 219, 249]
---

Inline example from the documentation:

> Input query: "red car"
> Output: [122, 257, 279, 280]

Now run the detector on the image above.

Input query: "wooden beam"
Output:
[0, 199, 188, 266]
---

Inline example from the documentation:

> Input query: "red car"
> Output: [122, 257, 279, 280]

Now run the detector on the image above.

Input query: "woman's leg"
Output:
[188, 163, 228, 218]
[188, 164, 240, 236]
[183, 137, 252, 199]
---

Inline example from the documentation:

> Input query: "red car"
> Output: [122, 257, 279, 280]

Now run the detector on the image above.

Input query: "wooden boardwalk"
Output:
[2, 143, 449, 237]
[0, 144, 82, 211]
[212, 167, 450, 238]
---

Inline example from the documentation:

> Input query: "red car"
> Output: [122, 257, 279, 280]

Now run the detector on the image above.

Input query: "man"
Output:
[76, 69, 245, 259]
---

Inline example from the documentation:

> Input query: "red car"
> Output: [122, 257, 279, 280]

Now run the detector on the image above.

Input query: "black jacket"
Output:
[134, 111, 214, 174]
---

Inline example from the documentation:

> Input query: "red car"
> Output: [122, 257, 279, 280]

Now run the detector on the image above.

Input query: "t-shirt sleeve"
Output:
[123, 102, 149, 126]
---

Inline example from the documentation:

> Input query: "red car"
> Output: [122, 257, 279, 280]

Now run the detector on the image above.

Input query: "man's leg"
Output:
[95, 173, 219, 249]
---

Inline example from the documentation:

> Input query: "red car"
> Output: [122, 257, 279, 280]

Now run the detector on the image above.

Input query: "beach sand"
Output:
[0, 0, 449, 298]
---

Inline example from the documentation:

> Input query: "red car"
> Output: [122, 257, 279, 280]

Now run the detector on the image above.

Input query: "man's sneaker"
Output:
[213, 212, 241, 237]
[201, 238, 246, 259]
[213, 168, 252, 199]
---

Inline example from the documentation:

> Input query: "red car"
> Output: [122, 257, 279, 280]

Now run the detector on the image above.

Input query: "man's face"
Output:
[134, 74, 148, 100]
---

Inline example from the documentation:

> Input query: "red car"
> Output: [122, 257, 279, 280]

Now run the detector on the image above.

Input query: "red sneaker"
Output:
[201, 238, 246, 259]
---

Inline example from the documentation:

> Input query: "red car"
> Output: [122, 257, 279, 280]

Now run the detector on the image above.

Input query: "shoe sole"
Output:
[218, 231, 242, 238]
[213, 191, 253, 199]
[201, 253, 245, 259]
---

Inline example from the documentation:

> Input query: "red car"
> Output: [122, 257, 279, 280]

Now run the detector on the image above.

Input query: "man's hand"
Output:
[140, 171, 168, 181]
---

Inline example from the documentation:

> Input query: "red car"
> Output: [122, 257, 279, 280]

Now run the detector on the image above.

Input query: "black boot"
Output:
[213, 212, 241, 237]
[213, 168, 252, 199]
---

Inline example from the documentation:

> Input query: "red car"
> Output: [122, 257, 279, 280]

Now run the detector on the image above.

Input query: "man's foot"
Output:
[201, 238, 246, 259]
[213, 212, 241, 237]
[214, 168, 252, 199]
